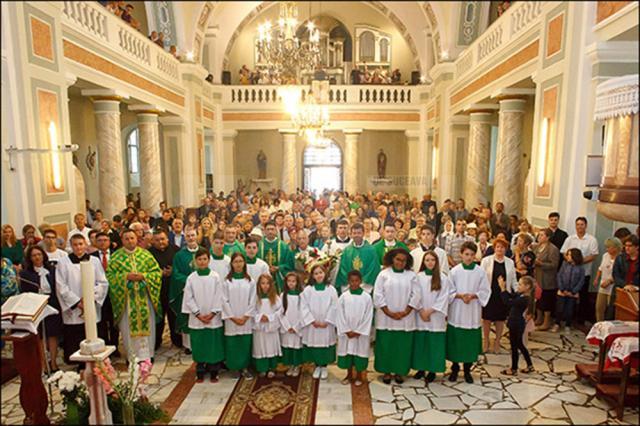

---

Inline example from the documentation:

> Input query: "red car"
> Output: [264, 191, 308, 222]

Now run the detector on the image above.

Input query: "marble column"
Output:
[133, 109, 163, 211]
[280, 129, 298, 194]
[426, 129, 434, 194]
[465, 112, 493, 207]
[343, 129, 362, 194]
[89, 97, 126, 219]
[493, 99, 526, 215]
[222, 130, 237, 193]
[405, 130, 422, 197]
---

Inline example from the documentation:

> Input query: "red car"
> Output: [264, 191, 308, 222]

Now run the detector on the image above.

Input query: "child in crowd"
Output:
[446, 242, 491, 384]
[499, 275, 535, 376]
[301, 264, 338, 380]
[245, 237, 270, 283]
[222, 252, 256, 379]
[551, 248, 585, 332]
[209, 231, 230, 279]
[253, 274, 282, 378]
[412, 251, 450, 383]
[182, 248, 224, 383]
[337, 270, 373, 387]
[280, 272, 304, 377]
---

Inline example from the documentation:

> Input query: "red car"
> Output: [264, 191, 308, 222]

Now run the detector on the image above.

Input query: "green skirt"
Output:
[338, 355, 368, 372]
[189, 327, 225, 364]
[225, 334, 252, 370]
[411, 330, 446, 373]
[374, 330, 413, 375]
[446, 325, 482, 364]
[303, 345, 336, 366]
[254, 356, 281, 373]
[282, 347, 303, 366]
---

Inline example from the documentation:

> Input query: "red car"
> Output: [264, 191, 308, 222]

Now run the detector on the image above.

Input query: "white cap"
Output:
[249, 227, 263, 237]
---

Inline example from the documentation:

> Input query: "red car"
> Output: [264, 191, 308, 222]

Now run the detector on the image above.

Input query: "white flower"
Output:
[47, 370, 63, 384]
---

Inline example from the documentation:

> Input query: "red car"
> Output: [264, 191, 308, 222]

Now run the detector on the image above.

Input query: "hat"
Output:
[466, 222, 478, 229]
[604, 237, 622, 249]
[249, 227, 263, 238]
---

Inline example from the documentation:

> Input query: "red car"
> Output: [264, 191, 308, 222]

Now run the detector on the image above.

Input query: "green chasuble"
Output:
[106, 247, 162, 337]
[258, 237, 294, 292]
[169, 246, 201, 334]
[336, 241, 381, 290]
[372, 239, 409, 265]
[223, 240, 245, 257]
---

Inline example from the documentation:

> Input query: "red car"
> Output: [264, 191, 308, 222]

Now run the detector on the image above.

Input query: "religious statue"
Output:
[257, 150, 267, 179]
[377, 149, 387, 178]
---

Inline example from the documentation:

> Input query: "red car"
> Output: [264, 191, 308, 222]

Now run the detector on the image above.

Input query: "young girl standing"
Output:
[301, 264, 338, 380]
[280, 272, 304, 377]
[412, 251, 450, 383]
[253, 274, 282, 378]
[182, 248, 225, 382]
[499, 275, 536, 376]
[222, 252, 256, 379]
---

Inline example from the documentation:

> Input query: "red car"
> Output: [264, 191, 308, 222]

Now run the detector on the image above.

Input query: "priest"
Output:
[322, 219, 353, 287]
[223, 226, 245, 257]
[258, 221, 294, 292]
[106, 229, 162, 361]
[372, 224, 409, 265]
[336, 223, 380, 294]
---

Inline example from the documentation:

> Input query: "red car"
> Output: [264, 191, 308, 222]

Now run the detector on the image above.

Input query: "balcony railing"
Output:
[222, 85, 418, 107]
[61, 1, 180, 85]
[454, 1, 544, 80]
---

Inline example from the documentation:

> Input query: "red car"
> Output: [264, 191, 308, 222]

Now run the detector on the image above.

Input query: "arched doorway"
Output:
[303, 141, 343, 194]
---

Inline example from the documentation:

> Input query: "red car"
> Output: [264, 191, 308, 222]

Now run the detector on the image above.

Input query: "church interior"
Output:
[1, 1, 639, 425]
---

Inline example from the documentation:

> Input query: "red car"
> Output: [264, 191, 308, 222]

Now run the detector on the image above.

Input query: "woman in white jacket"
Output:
[480, 238, 517, 354]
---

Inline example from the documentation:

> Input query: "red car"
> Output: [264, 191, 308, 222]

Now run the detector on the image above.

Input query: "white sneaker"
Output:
[312, 366, 321, 379]
[291, 366, 300, 377]
[320, 367, 329, 380]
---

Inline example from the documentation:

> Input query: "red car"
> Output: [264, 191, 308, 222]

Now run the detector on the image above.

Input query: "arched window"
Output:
[303, 141, 342, 194]
[379, 38, 389, 62]
[359, 31, 375, 62]
[126, 128, 140, 188]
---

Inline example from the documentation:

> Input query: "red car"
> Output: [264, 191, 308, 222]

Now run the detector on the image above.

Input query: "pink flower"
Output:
[93, 366, 115, 395]
[138, 358, 152, 383]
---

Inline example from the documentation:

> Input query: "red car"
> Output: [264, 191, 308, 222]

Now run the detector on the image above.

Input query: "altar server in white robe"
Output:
[221, 252, 256, 379]
[301, 264, 339, 380]
[56, 234, 109, 365]
[411, 225, 450, 275]
[244, 237, 270, 283]
[337, 270, 373, 387]
[279, 272, 304, 377]
[253, 274, 282, 378]
[411, 250, 450, 383]
[373, 248, 420, 385]
[446, 241, 491, 384]
[181, 248, 225, 382]
[209, 234, 231, 279]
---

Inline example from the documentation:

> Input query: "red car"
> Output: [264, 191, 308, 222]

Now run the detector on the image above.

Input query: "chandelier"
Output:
[278, 81, 330, 147]
[256, 2, 321, 81]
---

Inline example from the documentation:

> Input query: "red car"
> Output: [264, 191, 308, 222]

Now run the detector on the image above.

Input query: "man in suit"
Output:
[92, 231, 119, 356]
[168, 218, 186, 249]
[490, 202, 510, 237]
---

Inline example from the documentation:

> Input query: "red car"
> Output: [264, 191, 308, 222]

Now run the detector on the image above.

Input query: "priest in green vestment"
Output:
[107, 229, 162, 360]
[169, 227, 202, 350]
[258, 221, 294, 292]
[372, 224, 409, 265]
[222, 227, 245, 257]
[336, 223, 380, 294]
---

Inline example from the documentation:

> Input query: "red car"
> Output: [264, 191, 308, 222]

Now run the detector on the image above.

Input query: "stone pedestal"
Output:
[465, 112, 493, 206]
[280, 129, 298, 194]
[343, 129, 362, 194]
[493, 99, 526, 215]
[70, 345, 116, 425]
[132, 108, 163, 211]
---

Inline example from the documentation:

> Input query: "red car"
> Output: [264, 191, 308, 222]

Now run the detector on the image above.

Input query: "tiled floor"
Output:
[2, 328, 638, 425]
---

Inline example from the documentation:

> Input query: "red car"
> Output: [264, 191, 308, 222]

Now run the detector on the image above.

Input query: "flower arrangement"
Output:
[47, 370, 89, 424]
[295, 247, 340, 276]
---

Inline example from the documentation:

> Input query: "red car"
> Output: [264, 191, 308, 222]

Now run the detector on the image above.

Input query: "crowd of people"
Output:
[352, 67, 403, 85]
[2, 188, 638, 386]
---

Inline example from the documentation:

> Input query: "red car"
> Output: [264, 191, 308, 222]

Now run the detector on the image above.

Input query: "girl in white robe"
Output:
[373, 248, 420, 385]
[446, 242, 491, 384]
[253, 274, 282, 377]
[337, 270, 373, 386]
[222, 253, 256, 379]
[301, 265, 338, 380]
[279, 272, 304, 377]
[412, 251, 450, 383]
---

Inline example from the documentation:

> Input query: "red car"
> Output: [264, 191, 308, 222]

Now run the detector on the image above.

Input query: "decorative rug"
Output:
[217, 373, 319, 425]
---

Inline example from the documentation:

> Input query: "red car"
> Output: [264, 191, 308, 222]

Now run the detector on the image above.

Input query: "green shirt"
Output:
[372, 239, 409, 265]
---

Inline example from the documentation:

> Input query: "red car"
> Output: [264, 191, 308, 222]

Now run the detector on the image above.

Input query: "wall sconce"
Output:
[537, 117, 549, 187]
[49, 121, 63, 190]
[185, 50, 195, 62]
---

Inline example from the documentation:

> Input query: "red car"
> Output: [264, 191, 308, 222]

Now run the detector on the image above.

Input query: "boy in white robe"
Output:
[446, 241, 491, 384]
[244, 237, 270, 283]
[337, 270, 373, 386]
[410, 225, 450, 275]
[253, 274, 282, 378]
[280, 272, 304, 377]
[209, 234, 231, 279]
[182, 248, 225, 382]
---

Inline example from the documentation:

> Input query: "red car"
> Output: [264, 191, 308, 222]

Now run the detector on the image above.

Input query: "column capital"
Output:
[464, 103, 499, 115]
[65, 72, 78, 87]
[498, 98, 527, 113]
[449, 115, 470, 126]
[343, 128, 363, 135]
[129, 104, 165, 115]
[278, 128, 298, 135]
[491, 88, 535, 102]
[203, 128, 215, 138]
[159, 116, 184, 127]
[405, 129, 421, 139]
[81, 89, 129, 102]
[222, 129, 238, 140]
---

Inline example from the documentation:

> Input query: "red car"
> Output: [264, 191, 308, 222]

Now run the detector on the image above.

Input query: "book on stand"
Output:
[1, 293, 57, 335]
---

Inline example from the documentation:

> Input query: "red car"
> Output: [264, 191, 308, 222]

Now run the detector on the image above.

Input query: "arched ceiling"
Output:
[170, 1, 462, 79]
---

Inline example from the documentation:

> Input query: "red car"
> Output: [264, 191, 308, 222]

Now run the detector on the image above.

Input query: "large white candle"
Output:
[80, 260, 98, 342]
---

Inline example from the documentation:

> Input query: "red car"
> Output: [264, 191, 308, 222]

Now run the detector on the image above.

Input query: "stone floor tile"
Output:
[431, 396, 466, 410]
[464, 409, 536, 424]
[405, 393, 431, 412]
[506, 382, 555, 408]
[372, 402, 397, 417]
[533, 397, 568, 419]
[414, 409, 459, 425]
[549, 391, 589, 405]
[564, 405, 607, 425]
[427, 382, 461, 397]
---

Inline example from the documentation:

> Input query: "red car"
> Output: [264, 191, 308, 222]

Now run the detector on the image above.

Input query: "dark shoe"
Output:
[382, 374, 391, 385]
[448, 369, 458, 382]
[394, 375, 404, 384]
[196, 374, 204, 383]
[185, 349, 192, 355]
[426, 372, 436, 383]
[464, 372, 474, 384]
[210, 374, 219, 383]
[414, 370, 425, 380]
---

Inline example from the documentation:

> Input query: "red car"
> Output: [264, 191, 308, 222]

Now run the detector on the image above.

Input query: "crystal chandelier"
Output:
[278, 81, 330, 147]
[256, 2, 321, 82]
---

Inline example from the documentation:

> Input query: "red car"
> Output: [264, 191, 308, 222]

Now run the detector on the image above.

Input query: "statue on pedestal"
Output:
[377, 149, 387, 178]
[257, 150, 267, 179]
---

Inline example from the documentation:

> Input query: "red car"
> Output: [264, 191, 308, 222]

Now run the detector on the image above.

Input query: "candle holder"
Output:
[70, 345, 116, 425]
[80, 338, 106, 355]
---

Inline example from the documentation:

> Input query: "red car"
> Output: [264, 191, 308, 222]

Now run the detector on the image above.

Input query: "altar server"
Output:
[209, 231, 231, 279]
[253, 274, 282, 378]
[182, 248, 225, 382]
[301, 264, 338, 380]
[412, 251, 450, 383]
[410, 225, 450, 275]
[280, 272, 304, 377]
[244, 237, 270, 283]
[446, 241, 491, 384]
[337, 270, 373, 387]
[373, 248, 419, 384]
[222, 252, 256, 379]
